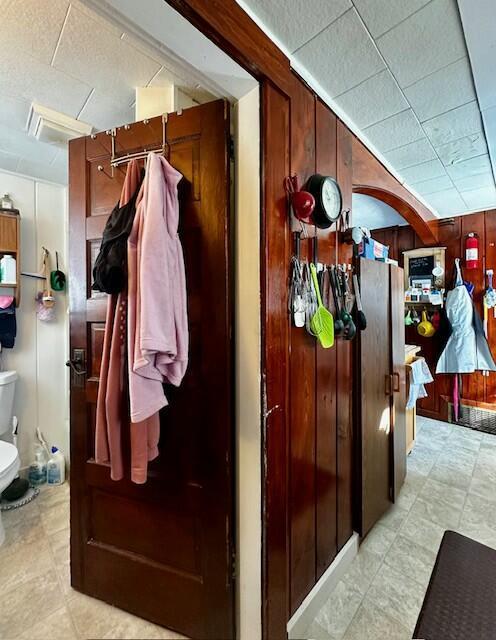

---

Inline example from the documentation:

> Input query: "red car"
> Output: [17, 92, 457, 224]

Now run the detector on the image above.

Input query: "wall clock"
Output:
[306, 174, 342, 229]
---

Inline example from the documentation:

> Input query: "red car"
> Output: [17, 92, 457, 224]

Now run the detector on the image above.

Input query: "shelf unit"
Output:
[0, 210, 20, 306]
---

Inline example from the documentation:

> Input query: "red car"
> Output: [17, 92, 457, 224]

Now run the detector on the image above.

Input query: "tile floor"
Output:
[304, 416, 496, 640]
[0, 482, 186, 640]
[1, 418, 495, 640]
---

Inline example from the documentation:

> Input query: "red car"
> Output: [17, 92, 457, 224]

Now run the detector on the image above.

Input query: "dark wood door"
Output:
[390, 264, 406, 500]
[357, 258, 392, 537]
[68, 100, 235, 640]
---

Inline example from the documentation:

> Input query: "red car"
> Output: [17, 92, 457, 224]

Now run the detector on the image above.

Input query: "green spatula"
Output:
[310, 263, 334, 349]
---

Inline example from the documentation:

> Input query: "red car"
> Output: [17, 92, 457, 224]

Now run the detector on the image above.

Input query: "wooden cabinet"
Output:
[355, 258, 407, 537]
[0, 212, 20, 306]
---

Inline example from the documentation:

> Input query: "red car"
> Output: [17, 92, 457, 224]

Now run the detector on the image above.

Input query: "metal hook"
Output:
[97, 165, 114, 179]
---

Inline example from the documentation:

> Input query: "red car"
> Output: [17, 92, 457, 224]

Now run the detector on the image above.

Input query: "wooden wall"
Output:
[373, 210, 496, 421]
[263, 80, 353, 633]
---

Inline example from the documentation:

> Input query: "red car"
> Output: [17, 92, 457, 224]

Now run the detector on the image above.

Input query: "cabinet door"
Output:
[357, 258, 392, 536]
[390, 264, 407, 500]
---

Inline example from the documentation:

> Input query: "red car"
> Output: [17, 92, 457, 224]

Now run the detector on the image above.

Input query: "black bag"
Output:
[92, 172, 144, 294]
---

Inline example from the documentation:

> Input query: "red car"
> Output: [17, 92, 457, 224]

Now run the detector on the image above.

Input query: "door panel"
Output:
[357, 258, 392, 537]
[69, 100, 234, 640]
[390, 264, 406, 500]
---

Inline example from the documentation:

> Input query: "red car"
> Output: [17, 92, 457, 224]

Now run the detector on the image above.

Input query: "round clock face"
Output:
[321, 177, 342, 221]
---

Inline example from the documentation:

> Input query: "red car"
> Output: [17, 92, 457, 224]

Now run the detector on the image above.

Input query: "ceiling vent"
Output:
[27, 103, 93, 147]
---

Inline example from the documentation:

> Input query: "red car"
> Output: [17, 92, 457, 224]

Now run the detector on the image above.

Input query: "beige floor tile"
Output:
[359, 523, 397, 557]
[48, 527, 71, 595]
[40, 500, 70, 536]
[0, 539, 53, 597]
[342, 597, 411, 640]
[37, 483, 70, 510]
[367, 562, 424, 633]
[377, 503, 409, 532]
[342, 548, 382, 596]
[428, 461, 473, 491]
[16, 606, 78, 640]
[0, 512, 43, 559]
[400, 510, 446, 554]
[468, 474, 496, 503]
[383, 534, 436, 590]
[311, 580, 363, 640]
[2, 498, 40, 528]
[419, 478, 467, 511]
[0, 572, 64, 639]
[408, 496, 462, 530]
[67, 591, 185, 640]
[460, 493, 496, 532]
[305, 618, 333, 640]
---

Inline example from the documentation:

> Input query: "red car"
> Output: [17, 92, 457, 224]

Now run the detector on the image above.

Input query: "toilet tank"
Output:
[0, 371, 17, 435]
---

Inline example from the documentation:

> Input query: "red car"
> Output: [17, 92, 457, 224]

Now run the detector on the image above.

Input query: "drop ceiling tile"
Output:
[0, 48, 92, 118]
[401, 158, 446, 184]
[0, 150, 20, 173]
[410, 174, 455, 195]
[334, 70, 408, 129]
[363, 109, 424, 153]
[376, 0, 466, 88]
[295, 8, 385, 98]
[461, 185, 496, 210]
[78, 91, 135, 132]
[403, 58, 476, 122]
[352, 0, 432, 38]
[422, 101, 483, 147]
[446, 154, 492, 180]
[436, 133, 488, 167]
[16, 158, 67, 185]
[53, 6, 161, 105]
[426, 188, 468, 216]
[0, 123, 58, 164]
[454, 172, 495, 193]
[482, 105, 496, 178]
[384, 138, 437, 170]
[0, 95, 32, 132]
[242, 0, 351, 52]
[0, 0, 69, 65]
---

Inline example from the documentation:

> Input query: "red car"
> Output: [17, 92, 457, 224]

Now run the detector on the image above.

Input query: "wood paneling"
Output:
[314, 101, 338, 580]
[336, 121, 354, 552]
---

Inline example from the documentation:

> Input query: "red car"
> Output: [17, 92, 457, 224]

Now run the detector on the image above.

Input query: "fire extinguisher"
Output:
[465, 233, 479, 270]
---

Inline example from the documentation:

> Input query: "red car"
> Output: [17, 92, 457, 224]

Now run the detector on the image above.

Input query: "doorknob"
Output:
[66, 348, 87, 380]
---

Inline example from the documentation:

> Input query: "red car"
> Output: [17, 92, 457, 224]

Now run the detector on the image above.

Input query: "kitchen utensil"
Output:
[352, 274, 367, 330]
[432, 309, 441, 330]
[289, 256, 305, 328]
[50, 251, 66, 291]
[412, 308, 420, 324]
[309, 263, 334, 348]
[418, 310, 435, 337]
[405, 309, 413, 326]
[284, 175, 315, 222]
[328, 267, 344, 336]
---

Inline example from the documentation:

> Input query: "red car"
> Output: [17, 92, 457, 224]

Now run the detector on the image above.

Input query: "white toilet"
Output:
[0, 370, 20, 545]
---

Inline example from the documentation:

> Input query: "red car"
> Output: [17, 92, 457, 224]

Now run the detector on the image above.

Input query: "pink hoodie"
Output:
[127, 153, 188, 480]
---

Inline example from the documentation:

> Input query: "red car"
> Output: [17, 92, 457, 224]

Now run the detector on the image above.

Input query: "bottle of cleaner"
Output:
[0, 254, 17, 284]
[47, 446, 65, 485]
[28, 445, 47, 485]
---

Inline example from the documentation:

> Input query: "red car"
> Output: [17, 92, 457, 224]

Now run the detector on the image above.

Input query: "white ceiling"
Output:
[0, 0, 255, 186]
[352, 193, 407, 230]
[240, 0, 496, 217]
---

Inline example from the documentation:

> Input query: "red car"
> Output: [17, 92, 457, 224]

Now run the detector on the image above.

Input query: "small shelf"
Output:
[0, 212, 20, 306]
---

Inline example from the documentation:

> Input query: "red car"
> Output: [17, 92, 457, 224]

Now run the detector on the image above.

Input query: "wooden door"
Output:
[68, 100, 235, 640]
[390, 264, 406, 500]
[357, 258, 392, 537]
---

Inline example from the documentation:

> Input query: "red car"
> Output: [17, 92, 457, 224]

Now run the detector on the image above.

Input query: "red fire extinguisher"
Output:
[465, 233, 479, 269]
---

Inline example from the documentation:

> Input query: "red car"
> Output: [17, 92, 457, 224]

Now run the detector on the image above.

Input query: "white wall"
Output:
[0, 170, 68, 468]
[235, 87, 262, 640]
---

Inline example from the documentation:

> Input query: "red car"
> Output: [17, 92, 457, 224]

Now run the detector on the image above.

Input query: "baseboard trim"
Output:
[287, 532, 359, 639]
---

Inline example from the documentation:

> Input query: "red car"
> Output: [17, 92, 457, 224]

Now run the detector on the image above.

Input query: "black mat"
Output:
[414, 530, 496, 639]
